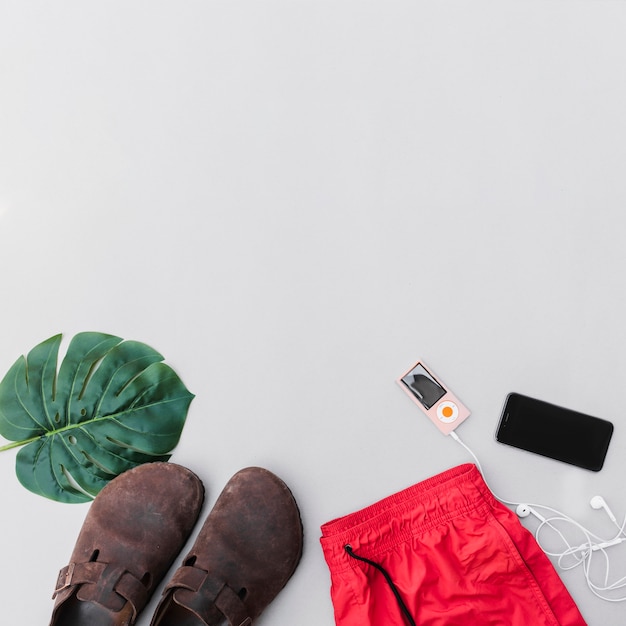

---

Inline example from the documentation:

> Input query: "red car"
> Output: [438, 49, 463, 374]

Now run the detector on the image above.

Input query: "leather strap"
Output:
[53, 561, 149, 620]
[53, 562, 106, 597]
[115, 570, 150, 614]
[165, 565, 252, 626]
[165, 564, 207, 592]
[214, 585, 252, 626]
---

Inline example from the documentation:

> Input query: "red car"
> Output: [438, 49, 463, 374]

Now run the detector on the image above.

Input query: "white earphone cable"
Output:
[449, 430, 626, 602]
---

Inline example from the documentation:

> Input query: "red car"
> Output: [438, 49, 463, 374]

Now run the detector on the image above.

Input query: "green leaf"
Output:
[0, 332, 195, 503]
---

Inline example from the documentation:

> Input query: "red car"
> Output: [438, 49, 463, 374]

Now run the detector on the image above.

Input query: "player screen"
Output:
[400, 363, 446, 410]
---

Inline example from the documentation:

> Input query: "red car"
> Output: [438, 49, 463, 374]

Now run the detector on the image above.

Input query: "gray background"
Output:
[1, 2, 626, 624]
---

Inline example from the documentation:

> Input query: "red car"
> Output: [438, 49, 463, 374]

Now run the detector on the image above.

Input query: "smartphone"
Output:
[495, 393, 614, 471]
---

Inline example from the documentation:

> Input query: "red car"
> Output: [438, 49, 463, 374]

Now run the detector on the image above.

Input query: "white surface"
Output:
[1, 2, 626, 624]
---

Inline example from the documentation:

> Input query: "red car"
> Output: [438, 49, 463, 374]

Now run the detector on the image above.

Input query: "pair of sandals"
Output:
[49, 463, 303, 626]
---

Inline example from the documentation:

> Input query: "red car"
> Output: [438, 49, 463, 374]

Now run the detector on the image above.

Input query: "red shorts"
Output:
[320, 464, 587, 626]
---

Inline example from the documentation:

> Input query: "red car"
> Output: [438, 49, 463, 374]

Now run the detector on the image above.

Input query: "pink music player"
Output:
[397, 360, 470, 435]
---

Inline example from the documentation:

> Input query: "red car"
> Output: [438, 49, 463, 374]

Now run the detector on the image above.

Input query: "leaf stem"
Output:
[0, 436, 40, 452]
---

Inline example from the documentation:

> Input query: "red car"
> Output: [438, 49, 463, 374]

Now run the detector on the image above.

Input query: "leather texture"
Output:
[150, 467, 303, 626]
[49, 462, 205, 626]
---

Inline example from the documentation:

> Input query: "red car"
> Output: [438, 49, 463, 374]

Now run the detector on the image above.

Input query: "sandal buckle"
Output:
[53, 563, 76, 598]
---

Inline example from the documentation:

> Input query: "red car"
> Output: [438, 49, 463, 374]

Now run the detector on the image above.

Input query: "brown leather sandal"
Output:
[150, 467, 303, 626]
[49, 462, 204, 626]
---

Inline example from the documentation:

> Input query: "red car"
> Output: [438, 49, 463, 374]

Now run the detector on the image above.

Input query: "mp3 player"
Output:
[397, 360, 470, 435]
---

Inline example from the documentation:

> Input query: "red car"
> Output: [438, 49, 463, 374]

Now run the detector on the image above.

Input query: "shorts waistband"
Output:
[320, 463, 497, 571]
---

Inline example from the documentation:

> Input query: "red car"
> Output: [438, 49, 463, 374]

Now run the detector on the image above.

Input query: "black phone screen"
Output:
[495, 393, 614, 471]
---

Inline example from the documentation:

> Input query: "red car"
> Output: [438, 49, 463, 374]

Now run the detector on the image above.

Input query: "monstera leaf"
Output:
[0, 332, 194, 503]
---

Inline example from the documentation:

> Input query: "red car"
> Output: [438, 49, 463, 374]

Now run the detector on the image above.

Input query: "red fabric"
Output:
[320, 464, 587, 626]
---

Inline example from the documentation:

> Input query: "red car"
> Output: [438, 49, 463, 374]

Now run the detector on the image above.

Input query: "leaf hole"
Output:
[54, 412, 61, 423]
[60, 465, 95, 500]
[80, 451, 117, 475]
[80, 408, 87, 416]
[68, 435, 78, 445]
[78, 355, 106, 401]
[105, 436, 154, 455]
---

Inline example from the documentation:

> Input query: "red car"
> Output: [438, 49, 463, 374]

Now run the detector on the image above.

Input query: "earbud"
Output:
[516, 504, 547, 523]
[590, 495, 617, 523]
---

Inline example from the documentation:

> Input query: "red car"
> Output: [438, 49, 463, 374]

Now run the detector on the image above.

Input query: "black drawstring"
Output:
[344, 545, 417, 626]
